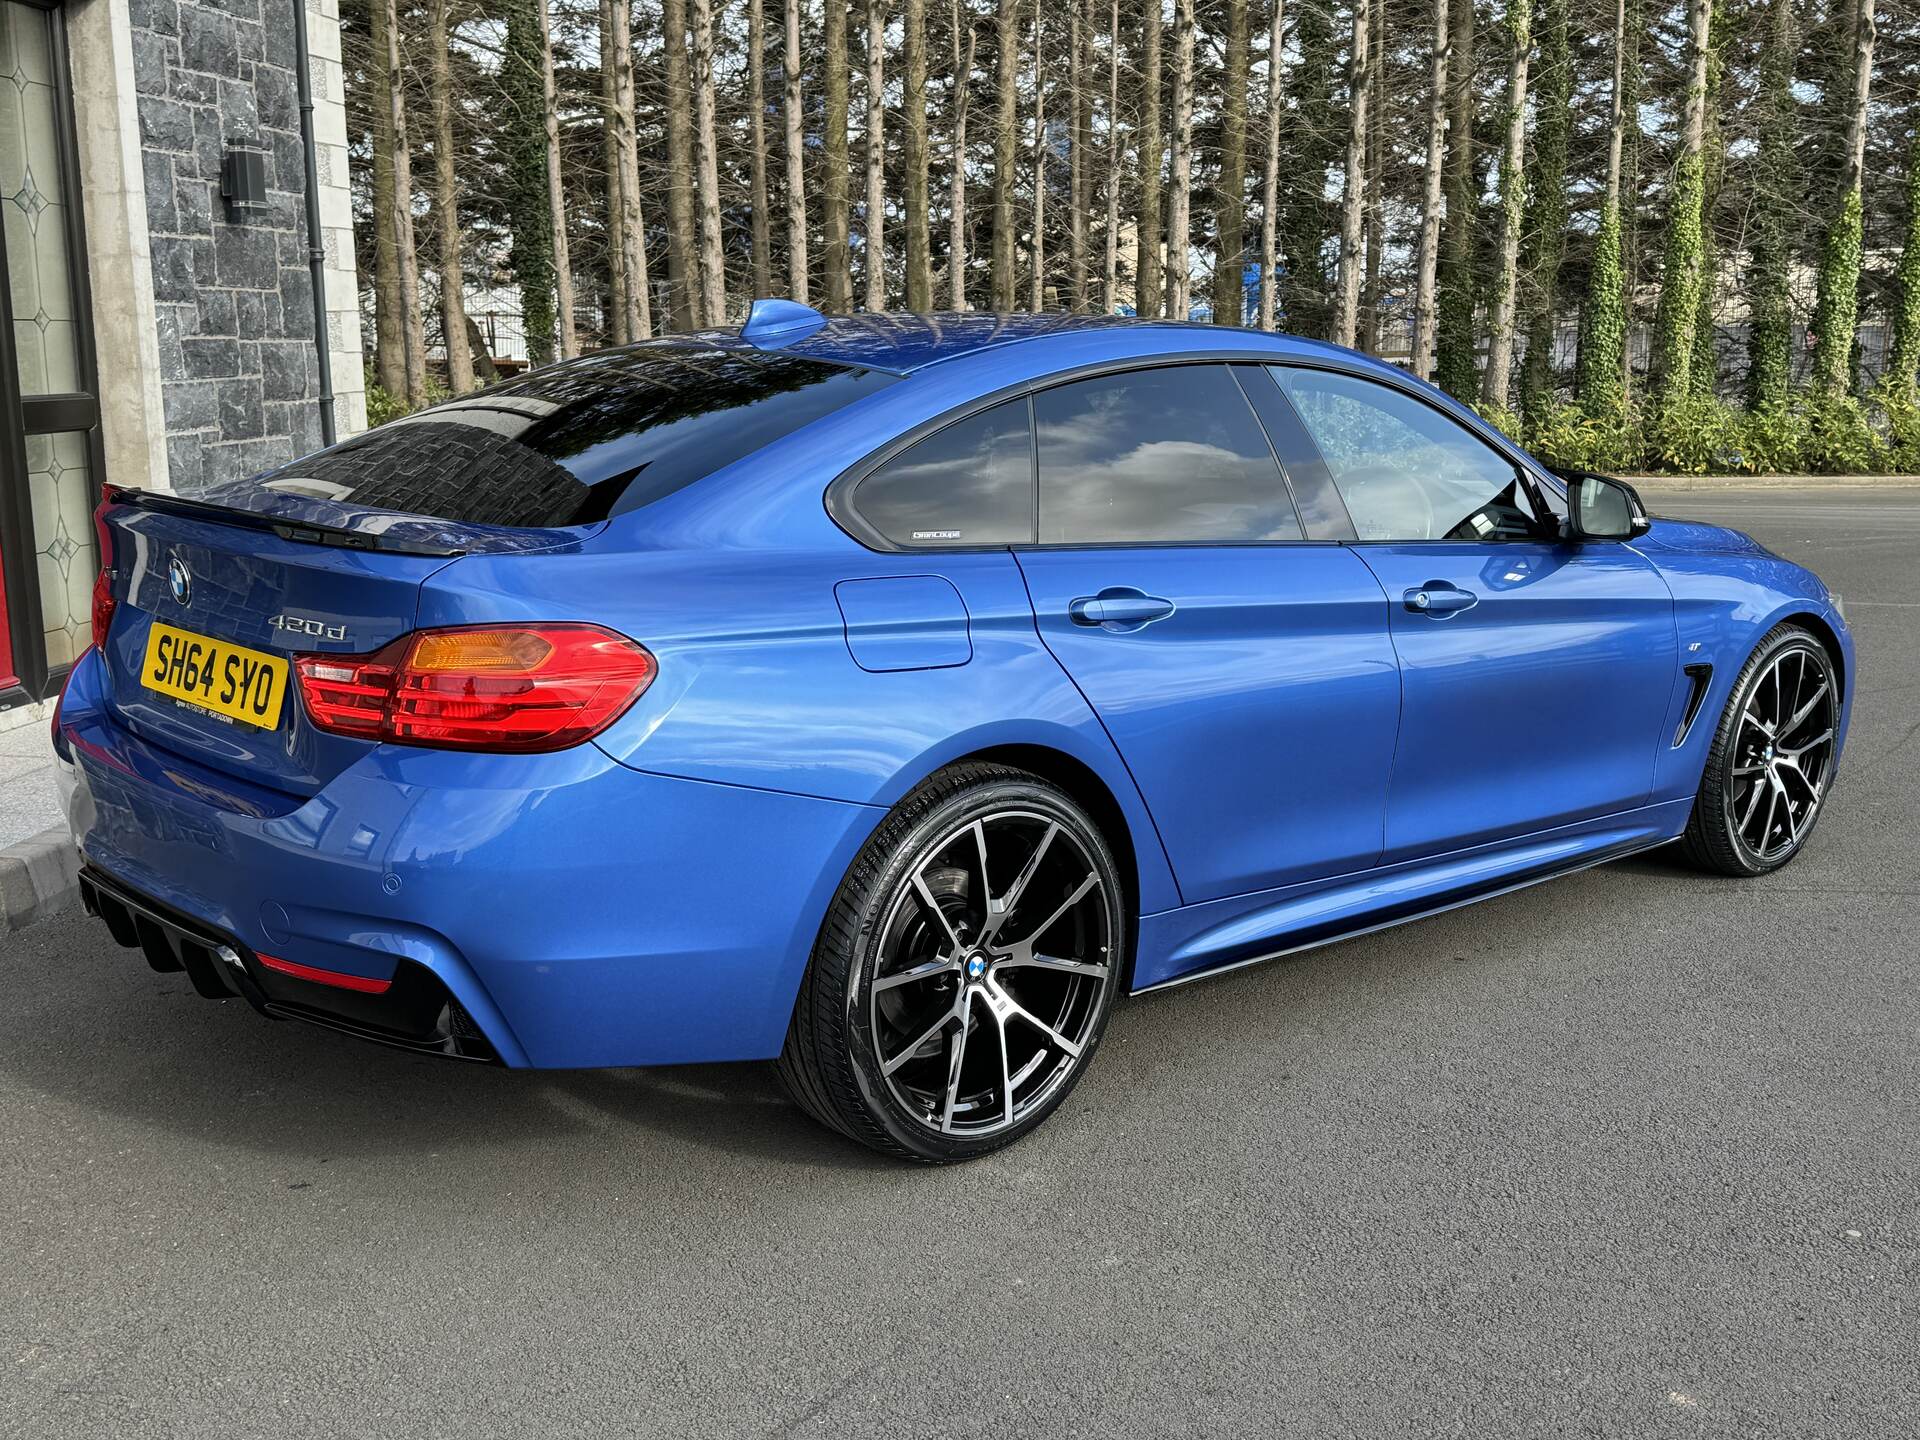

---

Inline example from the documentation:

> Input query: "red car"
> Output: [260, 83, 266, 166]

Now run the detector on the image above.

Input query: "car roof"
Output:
[721, 310, 1144, 372]
[762, 310, 1418, 380]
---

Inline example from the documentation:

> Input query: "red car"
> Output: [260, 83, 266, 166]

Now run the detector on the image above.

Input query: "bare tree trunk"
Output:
[990, 0, 1021, 310]
[537, 0, 577, 357]
[610, 0, 653, 339]
[1213, 0, 1248, 325]
[786, 0, 810, 302]
[824, 0, 854, 310]
[384, 0, 426, 403]
[866, 0, 888, 310]
[1069, 0, 1088, 311]
[1479, 0, 1532, 410]
[429, 0, 473, 389]
[1433, 0, 1476, 395]
[950, 1, 976, 308]
[1839, 0, 1874, 193]
[1602, 0, 1625, 212]
[1409, 0, 1449, 376]
[370, 0, 404, 396]
[692, 0, 728, 323]
[663, 0, 699, 328]
[1029, 6, 1047, 311]
[905, 0, 932, 308]
[1167, 0, 1193, 319]
[1138, 0, 1163, 317]
[1257, 0, 1283, 330]
[1361, 0, 1384, 347]
[1333, 0, 1370, 348]
[1103, 0, 1121, 311]
[750, 0, 772, 298]
[600, 0, 629, 344]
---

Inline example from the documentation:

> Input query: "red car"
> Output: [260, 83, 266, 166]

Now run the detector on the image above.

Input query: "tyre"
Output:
[777, 762, 1126, 1163]
[1679, 623, 1839, 877]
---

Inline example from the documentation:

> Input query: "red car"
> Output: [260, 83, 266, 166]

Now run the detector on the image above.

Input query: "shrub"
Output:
[1520, 401, 1639, 473]
[1640, 394, 1747, 475]
[1797, 391, 1887, 475]
[362, 365, 450, 430]
[1736, 401, 1805, 476]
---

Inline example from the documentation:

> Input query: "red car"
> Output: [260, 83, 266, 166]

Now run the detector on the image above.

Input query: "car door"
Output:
[1267, 364, 1678, 862]
[1013, 363, 1402, 905]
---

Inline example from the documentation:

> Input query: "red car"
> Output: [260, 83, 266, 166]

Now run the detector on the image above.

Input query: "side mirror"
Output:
[1562, 471, 1651, 542]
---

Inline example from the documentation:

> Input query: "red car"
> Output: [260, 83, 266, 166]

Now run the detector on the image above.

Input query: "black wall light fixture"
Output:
[221, 143, 272, 215]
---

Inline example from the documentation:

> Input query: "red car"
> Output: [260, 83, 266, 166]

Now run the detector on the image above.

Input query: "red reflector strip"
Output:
[256, 952, 394, 995]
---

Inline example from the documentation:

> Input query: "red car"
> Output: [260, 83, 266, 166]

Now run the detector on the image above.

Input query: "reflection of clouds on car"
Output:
[1035, 367, 1305, 545]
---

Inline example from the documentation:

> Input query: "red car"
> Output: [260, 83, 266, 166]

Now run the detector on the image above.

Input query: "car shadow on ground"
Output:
[2, 845, 1671, 1179]
[0, 921, 896, 1173]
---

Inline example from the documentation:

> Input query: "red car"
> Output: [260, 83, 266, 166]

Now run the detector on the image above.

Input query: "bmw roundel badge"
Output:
[168, 557, 192, 606]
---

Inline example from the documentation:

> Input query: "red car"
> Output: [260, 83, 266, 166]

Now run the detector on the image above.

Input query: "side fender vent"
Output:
[1674, 663, 1714, 747]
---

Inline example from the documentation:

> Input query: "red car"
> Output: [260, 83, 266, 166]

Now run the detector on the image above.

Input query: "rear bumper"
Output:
[79, 864, 501, 1062]
[57, 648, 882, 1068]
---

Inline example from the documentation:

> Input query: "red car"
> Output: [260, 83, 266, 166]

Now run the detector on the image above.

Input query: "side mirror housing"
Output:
[1562, 471, 1651, 542]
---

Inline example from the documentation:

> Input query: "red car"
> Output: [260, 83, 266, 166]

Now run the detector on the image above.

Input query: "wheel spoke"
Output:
[995, 986, 1084, 1059]
[1781, 682, 1830, 741]
[1736, 775, 1768, 842]
[998, 952, 1109, 980]
[938, 994, 973, 1131]
[1022, 872, 1098, 948]
[1781, 728, 1833, 758]
[1777, 760, 1822, 810]
[1759, 779, 1783, 852]
[980, 822, 1056, 945]
[873, 956, 960, 994]
[993, 1008, 1014, 1132]
[910, 871, 966, 950]
[883, 997, 961, 1077]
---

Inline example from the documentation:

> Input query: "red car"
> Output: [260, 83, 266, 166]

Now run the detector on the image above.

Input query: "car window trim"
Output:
[1265, 360, 1564, 546]
[827, 351, 1393, 554]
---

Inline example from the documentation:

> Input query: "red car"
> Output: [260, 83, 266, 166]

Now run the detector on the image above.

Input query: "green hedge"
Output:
[1484, 387, 1920, 476]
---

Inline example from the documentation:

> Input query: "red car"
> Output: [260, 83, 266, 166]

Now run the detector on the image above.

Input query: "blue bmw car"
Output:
[56, 302, 1854, 1161]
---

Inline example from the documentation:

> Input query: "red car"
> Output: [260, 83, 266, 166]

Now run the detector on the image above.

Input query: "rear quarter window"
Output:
[253, 346, 895, 528]
[847, 398, 1036, 547]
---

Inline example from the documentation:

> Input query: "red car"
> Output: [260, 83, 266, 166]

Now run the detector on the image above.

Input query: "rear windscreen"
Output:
[255, 345, 896, 528]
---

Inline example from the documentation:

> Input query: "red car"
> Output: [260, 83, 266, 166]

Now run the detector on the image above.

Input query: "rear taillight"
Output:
[294, 624, 656, 753]
[90, 485, 123, 651]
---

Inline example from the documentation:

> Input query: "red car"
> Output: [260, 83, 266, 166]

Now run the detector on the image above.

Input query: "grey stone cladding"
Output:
[130, 0, 325, 492]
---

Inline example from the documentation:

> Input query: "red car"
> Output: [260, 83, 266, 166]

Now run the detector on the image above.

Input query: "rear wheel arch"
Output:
[960, 744, 1142, 986]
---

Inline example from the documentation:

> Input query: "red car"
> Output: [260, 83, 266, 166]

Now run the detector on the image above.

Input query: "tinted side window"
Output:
[1034, 365, 1301, 545]
[852, 397, 1034, 547]
[1270, 367, 1545, 542]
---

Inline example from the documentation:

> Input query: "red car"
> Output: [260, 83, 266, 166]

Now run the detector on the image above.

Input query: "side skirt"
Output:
[1131, 800, 1692, 994]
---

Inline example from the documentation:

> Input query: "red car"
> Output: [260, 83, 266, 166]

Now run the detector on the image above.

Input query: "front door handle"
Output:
[1403, 582, 1478, 617]
[1068, 588, 1177, 631]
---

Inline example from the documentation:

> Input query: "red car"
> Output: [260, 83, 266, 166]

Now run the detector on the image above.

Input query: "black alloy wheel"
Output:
[1681, 624, 1839, 876]
[778, 763, 1126, 1162]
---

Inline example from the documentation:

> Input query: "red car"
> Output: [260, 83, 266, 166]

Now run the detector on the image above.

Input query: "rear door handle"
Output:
[1403, 583, 1478, 617]
[1068, 588, 1177, 631]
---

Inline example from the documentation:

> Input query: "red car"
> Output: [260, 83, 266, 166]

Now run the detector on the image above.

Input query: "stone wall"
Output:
[128, 0, 353, 492]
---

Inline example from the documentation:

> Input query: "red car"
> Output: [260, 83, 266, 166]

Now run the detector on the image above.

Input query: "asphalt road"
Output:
[4, 485, 1916, 1439]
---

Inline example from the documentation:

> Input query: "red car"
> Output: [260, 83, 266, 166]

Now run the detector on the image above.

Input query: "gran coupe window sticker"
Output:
[852, 398, 1035, 548]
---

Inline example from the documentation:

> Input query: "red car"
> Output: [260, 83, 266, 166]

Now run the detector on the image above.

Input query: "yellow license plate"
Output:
[141, 622, 289, 730]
